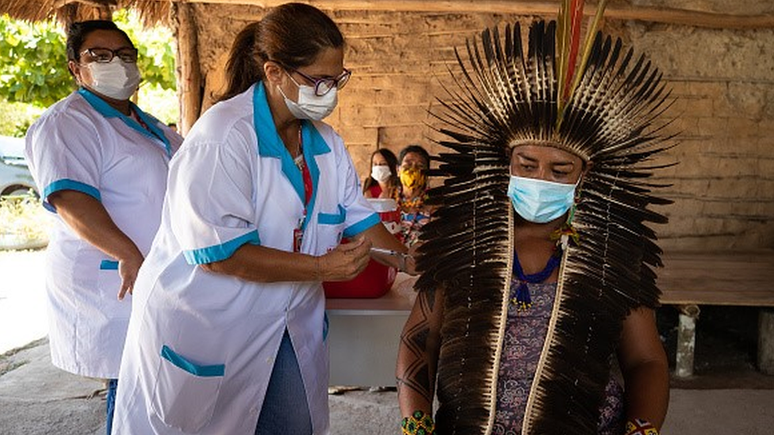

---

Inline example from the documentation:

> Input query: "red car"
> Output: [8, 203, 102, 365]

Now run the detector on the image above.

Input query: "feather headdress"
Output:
[416, 2, 675, 434]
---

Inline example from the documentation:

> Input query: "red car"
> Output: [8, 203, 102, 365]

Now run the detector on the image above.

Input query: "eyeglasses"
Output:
[291, 68, 352, 96]
[80, 47, 139, 64]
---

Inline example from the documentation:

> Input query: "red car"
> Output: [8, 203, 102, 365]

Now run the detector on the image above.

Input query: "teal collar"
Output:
[252, 82, 330, 226]
[77, 88, 172, 158]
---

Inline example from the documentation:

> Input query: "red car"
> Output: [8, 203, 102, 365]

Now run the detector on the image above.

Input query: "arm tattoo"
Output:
[397, 290, 438, 404]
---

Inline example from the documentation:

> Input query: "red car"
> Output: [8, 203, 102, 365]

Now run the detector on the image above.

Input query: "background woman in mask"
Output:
[396, 144, 433, 247]
[112, 3, 409, 434]
[24, 20, 182, 434]
[363, 148, 399, 199]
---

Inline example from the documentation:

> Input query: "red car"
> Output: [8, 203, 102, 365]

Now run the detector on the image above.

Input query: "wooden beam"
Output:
[177, 0, 774, 29]
[174, 2, 203, 135]
[53, 0, 118, 7]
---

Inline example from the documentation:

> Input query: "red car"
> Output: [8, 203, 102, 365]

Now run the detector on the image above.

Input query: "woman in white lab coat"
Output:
[24, 20, 182, 434]
[113, 3, 409, 434]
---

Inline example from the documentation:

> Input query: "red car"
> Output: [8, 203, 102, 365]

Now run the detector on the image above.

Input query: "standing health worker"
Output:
[24, 20, 182, 434]
[112, 3, 410, 434]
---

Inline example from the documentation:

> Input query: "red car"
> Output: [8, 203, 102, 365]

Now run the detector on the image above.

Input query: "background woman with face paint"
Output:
[396, 144, 433, 247]
[23, 20, 182, 434]
[112, 3, 411, 434]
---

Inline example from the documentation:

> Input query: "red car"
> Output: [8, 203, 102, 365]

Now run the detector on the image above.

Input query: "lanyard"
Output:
[295, 126, 313, 207]
[293, 126, 313, 252]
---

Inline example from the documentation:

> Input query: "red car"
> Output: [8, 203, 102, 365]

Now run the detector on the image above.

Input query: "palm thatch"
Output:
[0, 0, 171, 26]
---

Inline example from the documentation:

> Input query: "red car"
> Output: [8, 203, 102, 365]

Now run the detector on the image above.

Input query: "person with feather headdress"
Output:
[395, 2, 672, 434]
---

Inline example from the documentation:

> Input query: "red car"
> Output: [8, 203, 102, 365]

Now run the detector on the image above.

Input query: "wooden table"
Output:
[325, 274, 415, 386]
[324, 251, 774, 383]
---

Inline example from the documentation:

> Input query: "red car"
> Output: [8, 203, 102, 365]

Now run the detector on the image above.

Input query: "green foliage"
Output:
[138, 82, 178, 125]
[0, 10, 176, 107]
[113, 9, 177, 92]
[0, 101, 44, 137]
[0, 16, 71, 107]
[0, 10, 179, 132]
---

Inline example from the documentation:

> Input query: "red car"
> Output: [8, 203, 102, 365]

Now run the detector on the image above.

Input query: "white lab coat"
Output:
[113, 83, 380, 434]
[24, 88, 182, 378]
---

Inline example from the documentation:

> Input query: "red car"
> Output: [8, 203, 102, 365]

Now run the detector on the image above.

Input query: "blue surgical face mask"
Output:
[507, 175, 577, 223]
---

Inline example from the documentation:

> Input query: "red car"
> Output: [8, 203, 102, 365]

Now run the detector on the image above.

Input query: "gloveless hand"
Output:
[117, 251, 144, 300]
[317, 236, 372, 281]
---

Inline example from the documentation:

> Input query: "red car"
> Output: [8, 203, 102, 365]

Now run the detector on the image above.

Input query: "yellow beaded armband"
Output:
[625, 418, 659, 435]
[401, 410, 435, 435]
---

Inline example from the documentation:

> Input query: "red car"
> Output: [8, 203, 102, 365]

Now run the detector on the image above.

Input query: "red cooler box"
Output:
[323, 198, 400, 298]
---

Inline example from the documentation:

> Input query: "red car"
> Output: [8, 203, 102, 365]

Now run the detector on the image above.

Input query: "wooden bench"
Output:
[325, 250, 774, 385]
[658, 250, 774, 377]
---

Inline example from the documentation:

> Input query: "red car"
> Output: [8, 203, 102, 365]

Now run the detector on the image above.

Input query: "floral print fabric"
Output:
[492, 278, 625, 434]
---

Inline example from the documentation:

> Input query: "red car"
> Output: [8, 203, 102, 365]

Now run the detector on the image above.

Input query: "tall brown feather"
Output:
[419, 20, 675, 435]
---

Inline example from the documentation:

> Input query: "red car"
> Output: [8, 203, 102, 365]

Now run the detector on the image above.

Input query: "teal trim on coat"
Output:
[342, 213, 380, 239]
[78, 88, 172, 157]
[43, 179, 101, 207]
[99, 260, 119, 270]
[160, 345, 225, 377]
[318, 205, 346, 225]
[323, 312, 329, 342]
[182, 231, 261, 265]
[252, 83, 330, 231]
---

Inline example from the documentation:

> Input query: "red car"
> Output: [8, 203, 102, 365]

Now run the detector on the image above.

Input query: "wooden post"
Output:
[758, 309, 774, 375]
[675, 304, 700, 378]
[173, 2, 203, 136]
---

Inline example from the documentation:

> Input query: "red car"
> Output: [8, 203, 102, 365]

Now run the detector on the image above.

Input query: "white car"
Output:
[0, 135, 37, 197]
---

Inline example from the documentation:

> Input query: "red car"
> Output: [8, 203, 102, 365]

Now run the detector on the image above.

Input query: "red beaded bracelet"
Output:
[625, 418, 659, 435]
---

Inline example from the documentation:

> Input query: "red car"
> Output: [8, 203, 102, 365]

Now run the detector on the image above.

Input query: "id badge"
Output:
[293, 227, 304, 253]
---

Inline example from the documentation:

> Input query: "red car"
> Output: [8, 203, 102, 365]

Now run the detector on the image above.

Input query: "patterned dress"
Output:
[492, 278, 625, 434]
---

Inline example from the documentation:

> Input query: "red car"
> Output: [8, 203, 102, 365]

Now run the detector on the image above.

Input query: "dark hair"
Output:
[399, 144, 430, 167]
[362, 148, 399, 194]
[66, 20, 133, 63]
[218, 3, 345, 102]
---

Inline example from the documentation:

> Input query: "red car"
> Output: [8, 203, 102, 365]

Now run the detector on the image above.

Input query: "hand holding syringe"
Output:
[370, 247, 415, 274]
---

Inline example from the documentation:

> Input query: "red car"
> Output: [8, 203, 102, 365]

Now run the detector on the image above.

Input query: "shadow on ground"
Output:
[658, 305, 774, 389]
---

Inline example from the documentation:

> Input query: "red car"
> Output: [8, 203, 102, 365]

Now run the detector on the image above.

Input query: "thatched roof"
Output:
[1, 0, 773, 30]
[0, 0, 171, 26]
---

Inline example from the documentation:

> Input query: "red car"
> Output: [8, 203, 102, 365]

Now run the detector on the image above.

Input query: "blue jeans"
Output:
[254, 330, 313, 435]
[106, 378, 117, 434]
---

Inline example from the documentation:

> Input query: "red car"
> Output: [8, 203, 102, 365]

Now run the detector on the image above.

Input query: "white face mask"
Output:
[278, 73, 338, 121]
[371, 165, 392, 183]
[82, 58, 141, 101]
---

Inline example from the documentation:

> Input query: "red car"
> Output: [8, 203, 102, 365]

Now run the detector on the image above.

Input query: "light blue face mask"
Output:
[507, 175, 577, 223]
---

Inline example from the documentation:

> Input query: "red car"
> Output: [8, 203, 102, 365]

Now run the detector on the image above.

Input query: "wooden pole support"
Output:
[675, 304, 700, 378]
[173, 2, 203, 136]
[758, 308, 774, 375]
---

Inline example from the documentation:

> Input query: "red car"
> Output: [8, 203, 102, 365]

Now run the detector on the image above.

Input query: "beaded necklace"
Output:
[511, 248, 562, 311]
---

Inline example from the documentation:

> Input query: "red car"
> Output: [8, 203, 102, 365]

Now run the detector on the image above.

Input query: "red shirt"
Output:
[367, 184, 383, 198]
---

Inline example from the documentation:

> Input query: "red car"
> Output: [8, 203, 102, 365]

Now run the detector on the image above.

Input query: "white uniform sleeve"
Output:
[339, 143, 380, 239]
[26, 110, 103, 208]
[167, 140, 259, 265]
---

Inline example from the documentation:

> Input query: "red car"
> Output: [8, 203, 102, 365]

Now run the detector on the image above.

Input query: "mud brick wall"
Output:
[187, 1, 774, 251]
